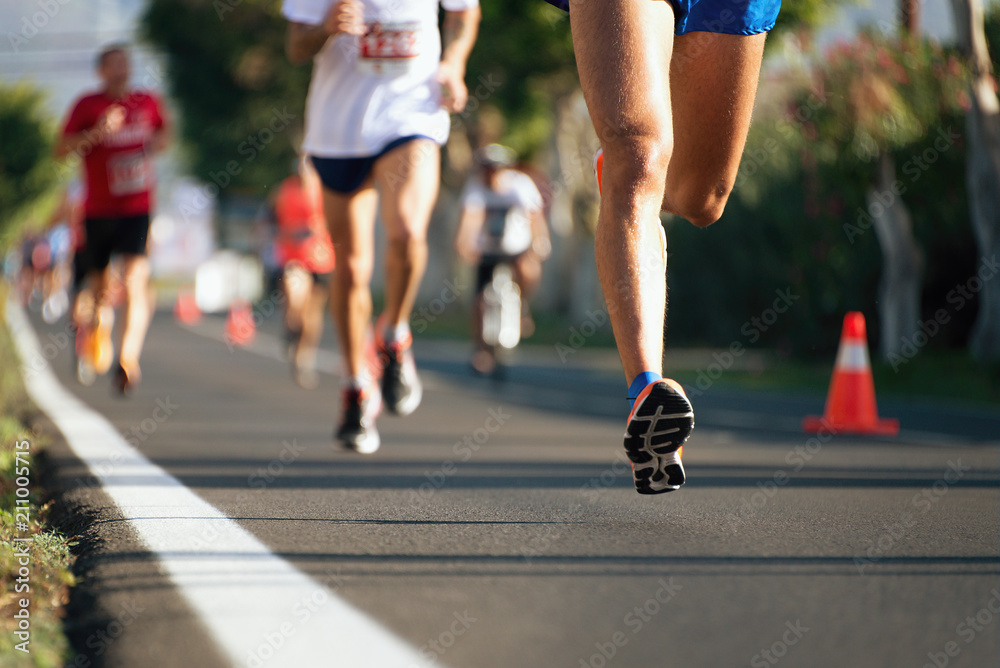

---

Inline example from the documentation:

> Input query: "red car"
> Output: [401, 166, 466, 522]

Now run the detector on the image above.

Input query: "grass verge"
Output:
[0, 286, 78, 667]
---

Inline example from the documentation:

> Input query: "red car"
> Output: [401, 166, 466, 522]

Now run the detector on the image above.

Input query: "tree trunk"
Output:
[871, 152, 924, 360]
[951, 0, 1000, 360]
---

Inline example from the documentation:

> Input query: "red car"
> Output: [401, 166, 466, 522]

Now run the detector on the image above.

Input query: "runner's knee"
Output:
[601, 132, 672, 196]
[666, 179, 731, 228]
[386, 223, 427, 250]
[336, 255, 373, 288]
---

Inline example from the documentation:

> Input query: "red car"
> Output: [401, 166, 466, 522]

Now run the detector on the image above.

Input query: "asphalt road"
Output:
[24, 308, 1000, 668]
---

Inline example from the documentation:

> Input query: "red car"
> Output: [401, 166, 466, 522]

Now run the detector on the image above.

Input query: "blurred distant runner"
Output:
[545, 0, 781, 493]
[284, 0, 480, 453]
[455, 144, 550, 375]
[273, 157, 336, 389]
[55, 44, 169, 394]
[40, 181, 83, 325]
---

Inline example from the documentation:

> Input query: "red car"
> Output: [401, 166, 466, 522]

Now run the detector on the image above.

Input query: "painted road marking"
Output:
[6, 300, 437, 668]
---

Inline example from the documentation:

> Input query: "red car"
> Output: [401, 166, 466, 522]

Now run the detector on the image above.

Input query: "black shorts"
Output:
[476, 254, 521, 293]
[84, 214, 150, 270]
[310, 135, 435, 194]
[72, 248, 90, 291]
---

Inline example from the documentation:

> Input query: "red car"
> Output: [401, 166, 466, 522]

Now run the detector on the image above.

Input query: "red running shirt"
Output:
[62, 91, 166, 218]
[274, 175, 335, 274]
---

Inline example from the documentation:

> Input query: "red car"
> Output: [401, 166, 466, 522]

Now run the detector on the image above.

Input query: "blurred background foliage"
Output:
[666, 16, 990, 358]
[141, 0, 311, 193]
[0, 84, 58, 252]
[2, 0, 994, 369]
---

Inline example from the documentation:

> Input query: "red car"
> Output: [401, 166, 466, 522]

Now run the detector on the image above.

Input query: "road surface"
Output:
[14, 306, 1000, 668]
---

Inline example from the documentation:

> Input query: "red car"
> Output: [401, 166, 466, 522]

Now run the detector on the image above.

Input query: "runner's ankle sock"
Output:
[628, 371, 662, 411]
[347, 374, 370, 392]
[383, 322, 411, 345]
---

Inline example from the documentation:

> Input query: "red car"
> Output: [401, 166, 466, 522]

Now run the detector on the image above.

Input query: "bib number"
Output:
[357, 22, 420, 76]
[108, 150, 149, 196]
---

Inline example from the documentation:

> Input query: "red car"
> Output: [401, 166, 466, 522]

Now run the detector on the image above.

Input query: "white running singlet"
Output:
[283, 0, 479, 158]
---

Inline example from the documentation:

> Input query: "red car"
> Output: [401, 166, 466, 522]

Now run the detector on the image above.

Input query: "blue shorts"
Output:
[544, 0, 781, 36]
[310, 135, 435, 194]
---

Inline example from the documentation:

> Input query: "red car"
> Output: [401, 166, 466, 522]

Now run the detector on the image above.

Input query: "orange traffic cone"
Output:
[173, 289, 201, 325]
[803, 312, 899, 436]
[225, 300, 256, 347]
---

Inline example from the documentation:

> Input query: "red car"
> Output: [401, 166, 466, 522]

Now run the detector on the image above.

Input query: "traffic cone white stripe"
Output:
[835, 342, 869, 372]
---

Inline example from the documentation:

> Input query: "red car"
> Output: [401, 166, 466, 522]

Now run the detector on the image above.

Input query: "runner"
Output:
[455, 144, 550, 374]
[549, 0, 782, 493]
[273, 157, 336, 389]
[54, 44, 169, 394]
[284, 0, 480, 453]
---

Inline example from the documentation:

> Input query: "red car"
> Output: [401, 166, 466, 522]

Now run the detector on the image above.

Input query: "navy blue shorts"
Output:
[310, 135, 435, 194]
[545, 0, 781, 36]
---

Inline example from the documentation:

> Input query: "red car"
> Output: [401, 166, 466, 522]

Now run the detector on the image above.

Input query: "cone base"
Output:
[803, 415, 900, 436]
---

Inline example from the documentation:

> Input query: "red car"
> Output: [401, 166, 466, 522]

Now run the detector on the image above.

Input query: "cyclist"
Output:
[455, 144, 549, 374]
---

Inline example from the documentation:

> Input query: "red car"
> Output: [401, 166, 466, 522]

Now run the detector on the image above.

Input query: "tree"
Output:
[950, 0, 1000, 361]
[0, 84, 57, 251]
[141, 0, 310, 193]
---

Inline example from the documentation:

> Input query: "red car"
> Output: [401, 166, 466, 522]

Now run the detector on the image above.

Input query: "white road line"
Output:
[6, 300, 437, 668]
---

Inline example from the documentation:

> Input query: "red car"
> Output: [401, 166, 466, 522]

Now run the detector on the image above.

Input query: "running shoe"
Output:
[624, 379, 694, 494]
[91, 310, 114, 375]
[378, 334, 423, 417]
[336, 384, 382, 454]
[75, 324, 96, 386]
[113, 360, 140, 396]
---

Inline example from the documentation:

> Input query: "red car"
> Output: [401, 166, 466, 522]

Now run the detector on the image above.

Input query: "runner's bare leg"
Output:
[662, 31, 767, 223]
[118, 255, 151, 371]
[373, 139, 440, 330]
[323, 182, 379, 378]
[570, 0, 675, 383]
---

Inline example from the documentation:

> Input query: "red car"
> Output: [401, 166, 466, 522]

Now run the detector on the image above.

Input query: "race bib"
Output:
[108, 150, 149, 197]
[357, 21, 421, 76]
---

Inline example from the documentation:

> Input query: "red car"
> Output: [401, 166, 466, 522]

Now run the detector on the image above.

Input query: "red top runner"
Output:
[62, 91, 167, 218]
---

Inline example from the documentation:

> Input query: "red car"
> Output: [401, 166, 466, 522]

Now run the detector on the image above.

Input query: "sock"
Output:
[347, 374, 369, 391]
[628, 371, 662, 411]
[384, 321, 411, 344]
